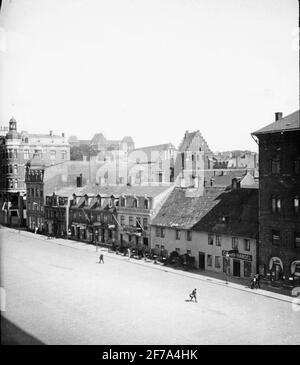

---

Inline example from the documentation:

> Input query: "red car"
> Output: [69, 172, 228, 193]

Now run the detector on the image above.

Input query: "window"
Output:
[13, 179, 18, 189]
[244, 239, 250, 251]
[156, 227, 160, 237]
[208, 234, 214, 245]
[294, 196, 299, 214]
[271, 196, 281, 213]
[144, 199, 149, 209]
[272, 230, 280, 246]
[295, 232, 300, 248]
[61, 151, 66, 160]
[121, 215, 125, 226]
[215, 256, 221, 268]
[207, 254, 212, 267]
[8, 149, 12, 158]
[175, 230, 181, 240]
[232, 237, 238, 250]
[186, 231, 192, 241]
[120, 197, 126, 207]
[187, 249, 191, 255]
[143, 218, 148, 230]
[271, 155, 280, 174]
[294, 158, 300, 174]
[50, 150, 56, 160]
[216, 235, 221, 247]
[133, 198, 138, 208]
[136, 217, 141, 227]
[24, 150, 29, 159]
[8, 165, 12, 174]
[14, 165, 18, 174]
[244, 261, 252, 277]
[129, 216, 133, 226]
[161, 228, 165, 238]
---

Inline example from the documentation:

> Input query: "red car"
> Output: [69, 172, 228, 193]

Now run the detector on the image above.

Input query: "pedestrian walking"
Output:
[255, 274, 260, 289]
[189, 288, 197, 302]
[250, 276, 256, 289]
[98, 254, 104, 264]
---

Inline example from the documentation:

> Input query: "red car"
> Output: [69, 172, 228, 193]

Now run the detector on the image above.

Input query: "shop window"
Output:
[216, 235, 221, 247]
[208, 234, 214, 245]
[232, 237, 238, 250]
[244, 239, 250, 251]
[244, 261, 252, 277]
[272, 230, 280, 246]
[175, 229, 181, 240]
[215, 256, 221, 268]
[207, 254, 212, 267]
[295, 232, 300, 249]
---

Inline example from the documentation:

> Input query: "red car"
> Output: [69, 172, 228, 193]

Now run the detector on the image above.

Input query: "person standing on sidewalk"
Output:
[98, 254, 104, 264]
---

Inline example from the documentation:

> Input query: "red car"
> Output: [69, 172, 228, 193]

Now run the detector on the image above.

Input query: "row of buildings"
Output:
[1, 110, 299, 289]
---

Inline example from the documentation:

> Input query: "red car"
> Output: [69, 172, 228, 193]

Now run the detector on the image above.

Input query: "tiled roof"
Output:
[152, 187, 258, 238]
[192, 188, 258, 238]
[134, 143, 175, 152]
[205, 170, 247, 187]
[252, 110, 300, 135]
[151, 187, 224, 229]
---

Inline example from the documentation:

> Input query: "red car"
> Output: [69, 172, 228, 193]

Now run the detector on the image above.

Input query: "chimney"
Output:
[275, 112, 283, 121]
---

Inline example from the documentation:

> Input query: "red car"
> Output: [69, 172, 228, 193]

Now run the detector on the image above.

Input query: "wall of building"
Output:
[150, 226, 257, 278]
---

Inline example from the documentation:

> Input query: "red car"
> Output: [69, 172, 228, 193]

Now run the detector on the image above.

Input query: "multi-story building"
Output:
[151, 184, 258, 281]
[252, 110, 300, 284]
[66, 184, 174, 251]
[0, 118, 70, 226]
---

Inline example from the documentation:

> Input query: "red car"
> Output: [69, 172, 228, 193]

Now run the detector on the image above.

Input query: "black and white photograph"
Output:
[0, 0, 299, 352]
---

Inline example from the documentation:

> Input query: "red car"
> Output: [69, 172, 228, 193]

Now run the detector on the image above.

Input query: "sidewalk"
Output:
[2, 226, 299, 305]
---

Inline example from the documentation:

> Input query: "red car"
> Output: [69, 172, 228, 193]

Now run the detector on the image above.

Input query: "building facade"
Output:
[0, 118, 70, 226]
[151, 186, 258, 281]
[252, 111, 300, 284]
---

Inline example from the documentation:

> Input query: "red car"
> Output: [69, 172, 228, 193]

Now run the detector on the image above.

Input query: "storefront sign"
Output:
[222, 250, 252, 262]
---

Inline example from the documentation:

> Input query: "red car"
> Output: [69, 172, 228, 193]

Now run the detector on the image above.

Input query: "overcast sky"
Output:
[0, 0, 298, 152]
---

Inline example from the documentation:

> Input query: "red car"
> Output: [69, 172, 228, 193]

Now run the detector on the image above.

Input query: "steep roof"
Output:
[151, 187, 224, 229]
[192, 188, 258, 238]
[152, 187, 258, 238]
[252, 110, 300, 135]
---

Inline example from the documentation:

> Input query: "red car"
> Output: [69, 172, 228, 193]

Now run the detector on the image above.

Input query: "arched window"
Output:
[144, 197, 149, 209]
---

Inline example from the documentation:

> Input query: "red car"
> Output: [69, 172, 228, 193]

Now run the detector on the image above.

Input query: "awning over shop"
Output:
[291, 260, 300, 275]
[269, 257, 283, 271]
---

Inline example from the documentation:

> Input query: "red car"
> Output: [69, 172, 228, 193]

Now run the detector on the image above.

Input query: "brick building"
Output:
[252, 110, 300, 284]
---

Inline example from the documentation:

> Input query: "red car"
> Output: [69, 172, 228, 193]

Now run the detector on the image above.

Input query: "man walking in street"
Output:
[98, 254, 104, 264]
[189, 288, 197, 303]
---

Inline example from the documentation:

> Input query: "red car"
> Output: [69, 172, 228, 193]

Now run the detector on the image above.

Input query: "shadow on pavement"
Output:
[1, 315, 44, 345]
